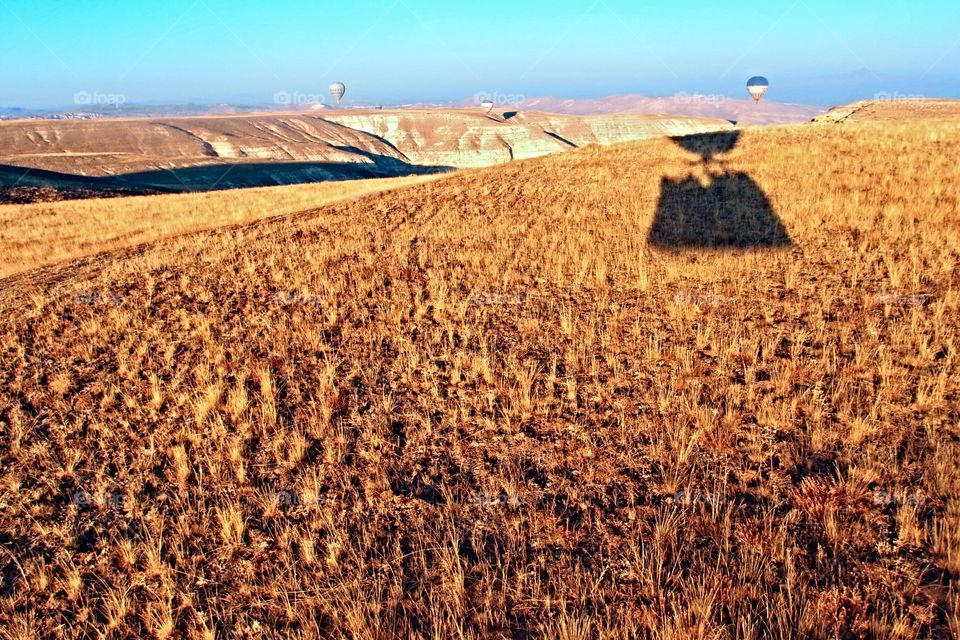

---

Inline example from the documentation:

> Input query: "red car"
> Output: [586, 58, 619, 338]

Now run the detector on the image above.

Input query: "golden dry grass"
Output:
[0, 175, 441, 279]
[0, 118, 959, 638]
[815, 99, 960, 125]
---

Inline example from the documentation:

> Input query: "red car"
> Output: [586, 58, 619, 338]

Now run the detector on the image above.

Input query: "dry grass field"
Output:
[0, 117, 958, 638]
[0, 175, 440, 280]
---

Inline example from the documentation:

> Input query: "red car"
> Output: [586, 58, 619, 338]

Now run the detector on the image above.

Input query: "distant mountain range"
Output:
[1, 94, 826, 125]
[0, 104, 276, 120]
[458, 94, 827, 125]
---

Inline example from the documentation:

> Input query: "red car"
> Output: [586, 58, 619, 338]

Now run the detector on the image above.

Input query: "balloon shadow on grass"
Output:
[649, 131, 792, 249]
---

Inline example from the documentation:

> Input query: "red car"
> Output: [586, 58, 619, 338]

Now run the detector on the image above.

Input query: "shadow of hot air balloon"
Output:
[648, 131, 793, 249]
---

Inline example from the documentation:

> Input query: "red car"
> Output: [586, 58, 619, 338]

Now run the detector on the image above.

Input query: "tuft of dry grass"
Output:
[0, 117, 958, 637]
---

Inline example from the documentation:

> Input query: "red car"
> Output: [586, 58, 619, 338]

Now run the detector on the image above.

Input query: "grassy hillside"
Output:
[0, 119, 958, 638]
[0, 175, 442, 279]
[814, 99, 960, 124]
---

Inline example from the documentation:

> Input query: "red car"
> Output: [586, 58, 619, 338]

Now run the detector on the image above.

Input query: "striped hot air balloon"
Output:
[747, 77, 769, 103]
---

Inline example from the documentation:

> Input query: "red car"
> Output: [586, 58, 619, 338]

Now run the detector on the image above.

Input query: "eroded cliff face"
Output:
[0, 115, 412, 176]
[326, 110, 734, 168]
[326, 111, 566, 167]
[0, 110, 735, 192]
[528, 113, 736, 147]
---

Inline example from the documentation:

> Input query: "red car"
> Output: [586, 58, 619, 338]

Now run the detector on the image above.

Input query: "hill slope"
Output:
[0, 175, 442, 279]
[1, 110, 733, 202]
[326, 110, 734, 167]
[813, 98, 960, 124]
[1, 119, 959, 638]
[0, 114, 443, 202]
[0, 114, 412, 175]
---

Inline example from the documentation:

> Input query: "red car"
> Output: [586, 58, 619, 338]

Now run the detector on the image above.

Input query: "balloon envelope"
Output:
[329, 82, 346, 105]
[746, 76, 769, 103]
[481, 99, 494, 114]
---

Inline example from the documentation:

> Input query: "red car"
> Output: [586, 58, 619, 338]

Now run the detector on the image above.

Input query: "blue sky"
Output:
[1, 0, 957, 108]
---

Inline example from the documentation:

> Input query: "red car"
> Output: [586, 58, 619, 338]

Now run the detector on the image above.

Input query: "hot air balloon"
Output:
[481, 99, 494, 114]
[329, 82, 346, 105]
[746, 77, 769, 103]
